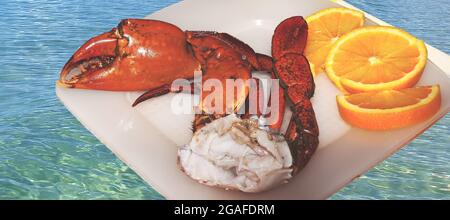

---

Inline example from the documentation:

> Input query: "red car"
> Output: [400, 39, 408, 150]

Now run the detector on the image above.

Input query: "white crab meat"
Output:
[178, 114, 293, 193]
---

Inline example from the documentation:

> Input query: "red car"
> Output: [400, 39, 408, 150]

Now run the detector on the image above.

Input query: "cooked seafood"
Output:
[58, 16, 319, 192]
[179, 115, 292, 192]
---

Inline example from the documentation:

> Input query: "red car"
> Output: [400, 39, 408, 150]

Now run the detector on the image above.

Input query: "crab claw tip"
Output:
[59, 30, 119, 87]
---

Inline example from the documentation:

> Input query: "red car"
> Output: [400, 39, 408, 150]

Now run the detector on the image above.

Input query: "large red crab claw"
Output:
[58, 19, 200, 91]
[132, 30, 255, 115]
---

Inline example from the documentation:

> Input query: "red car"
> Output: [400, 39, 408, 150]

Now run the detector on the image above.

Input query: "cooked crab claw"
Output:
[59, 19, 200, 91]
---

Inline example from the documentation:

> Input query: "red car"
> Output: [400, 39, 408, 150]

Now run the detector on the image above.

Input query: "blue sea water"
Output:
[0, 0, 448, 199]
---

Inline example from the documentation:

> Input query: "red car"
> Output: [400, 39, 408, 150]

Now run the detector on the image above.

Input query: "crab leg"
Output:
[272, 16, 319, 173]
[272, 16, 308, 59]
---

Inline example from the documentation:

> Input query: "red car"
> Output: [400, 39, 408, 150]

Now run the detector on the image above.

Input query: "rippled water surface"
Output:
[0, 0, 448, 199]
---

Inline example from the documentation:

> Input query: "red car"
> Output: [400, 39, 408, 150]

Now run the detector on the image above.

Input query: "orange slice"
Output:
[305, 8, 364, 75]
[326, 26, 428, 93]
[336, 85, 441, 130]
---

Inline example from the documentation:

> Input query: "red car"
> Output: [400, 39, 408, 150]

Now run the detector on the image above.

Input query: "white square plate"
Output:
[56, 0, 450, 199]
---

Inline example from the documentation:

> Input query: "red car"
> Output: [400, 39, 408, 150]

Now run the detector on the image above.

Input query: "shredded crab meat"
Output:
[178, 114, 293, 193]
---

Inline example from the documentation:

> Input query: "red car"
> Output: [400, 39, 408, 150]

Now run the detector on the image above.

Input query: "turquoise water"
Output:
[0, 0, 448, 199]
